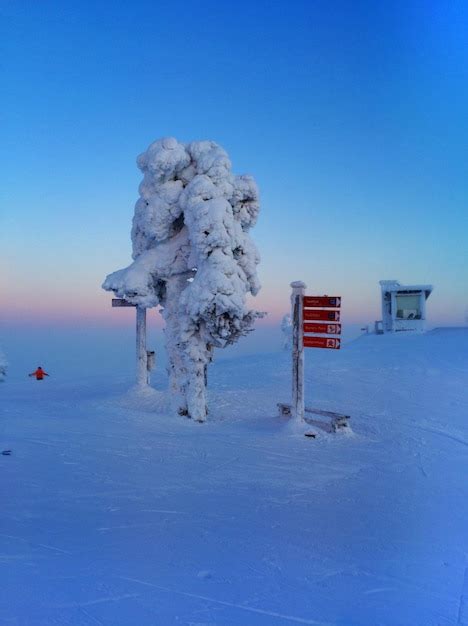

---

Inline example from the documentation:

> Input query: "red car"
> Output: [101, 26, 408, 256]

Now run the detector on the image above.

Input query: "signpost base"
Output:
[278, 403, 351, 435]
[283, 415, 318, 438]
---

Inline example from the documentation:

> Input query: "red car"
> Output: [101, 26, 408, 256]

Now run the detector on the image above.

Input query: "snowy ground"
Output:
[1, 328, 467, 625]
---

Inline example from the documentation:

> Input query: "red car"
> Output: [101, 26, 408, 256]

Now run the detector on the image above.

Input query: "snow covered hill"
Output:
[1, 328, 467, 625]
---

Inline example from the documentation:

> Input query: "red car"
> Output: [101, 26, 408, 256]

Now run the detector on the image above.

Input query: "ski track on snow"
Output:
[119, 576, 332, 625]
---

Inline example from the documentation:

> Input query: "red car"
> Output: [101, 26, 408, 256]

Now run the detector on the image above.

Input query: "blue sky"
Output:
[2, 0, 467, 331]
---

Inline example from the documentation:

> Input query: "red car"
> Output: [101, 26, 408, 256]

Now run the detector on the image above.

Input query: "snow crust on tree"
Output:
[281, 314, 292, 350]
[0, 349, 7, 381]
[103, 137, 262, 421]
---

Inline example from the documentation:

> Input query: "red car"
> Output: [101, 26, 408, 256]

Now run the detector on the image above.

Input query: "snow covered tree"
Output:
[103, 137, 262, 421]
[281, 314, 292, 350]
[0, 349, 7, 382]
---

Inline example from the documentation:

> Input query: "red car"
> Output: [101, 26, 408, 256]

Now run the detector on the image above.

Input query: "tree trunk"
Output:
[183, 333, 210, 422]
[162, 273, 190, 415]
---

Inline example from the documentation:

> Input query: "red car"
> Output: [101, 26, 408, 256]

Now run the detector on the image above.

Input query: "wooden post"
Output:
[291, 281, 306, 423]
[112, 299, 152, 387]
[146, 350, 155, 386]
[136, 305, 148, 386]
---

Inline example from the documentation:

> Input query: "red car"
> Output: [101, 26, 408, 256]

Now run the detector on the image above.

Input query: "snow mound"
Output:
[115, 385, 168, 413]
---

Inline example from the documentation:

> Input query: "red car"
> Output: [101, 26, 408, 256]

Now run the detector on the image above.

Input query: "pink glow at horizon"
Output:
[2, 271, 462, 329]
[0, 286, 381, 329]
[0, 300, 294, 327]
[1, 295, 463, 329]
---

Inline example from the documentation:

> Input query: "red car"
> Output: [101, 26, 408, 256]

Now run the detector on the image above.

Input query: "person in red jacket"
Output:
[29, 367, 50, 381]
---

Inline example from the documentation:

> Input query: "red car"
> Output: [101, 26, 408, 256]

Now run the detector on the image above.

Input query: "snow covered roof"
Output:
[379, 280, 433, 299]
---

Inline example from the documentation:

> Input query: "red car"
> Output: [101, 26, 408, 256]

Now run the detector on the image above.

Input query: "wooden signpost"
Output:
[281, 281, 349, 435]
[112, 299, 154, 386]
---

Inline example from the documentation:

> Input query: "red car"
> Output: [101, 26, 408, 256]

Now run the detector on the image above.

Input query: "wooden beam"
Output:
[112, 298, 135, 307]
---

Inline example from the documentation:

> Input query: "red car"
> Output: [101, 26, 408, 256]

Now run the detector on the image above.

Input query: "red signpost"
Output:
[302, 294, 342, 348]
[303, 309, 341, 322]
[303, 336, 341, 349]
[303, 296, 341, 308]
[303, 322, 341, 335]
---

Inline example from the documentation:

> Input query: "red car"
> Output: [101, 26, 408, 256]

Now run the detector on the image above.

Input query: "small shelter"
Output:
[378, 280, 433, 333]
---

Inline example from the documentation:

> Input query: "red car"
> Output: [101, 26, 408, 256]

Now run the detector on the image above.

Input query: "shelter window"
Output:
[395, 294, 421, 320]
